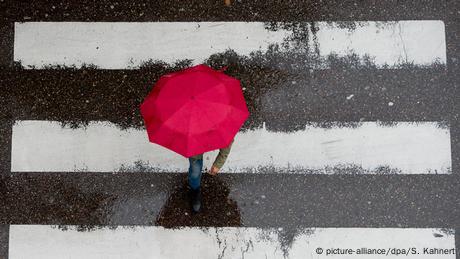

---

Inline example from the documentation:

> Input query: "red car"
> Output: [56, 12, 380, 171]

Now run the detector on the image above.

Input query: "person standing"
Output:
[188, 138, 234, 213]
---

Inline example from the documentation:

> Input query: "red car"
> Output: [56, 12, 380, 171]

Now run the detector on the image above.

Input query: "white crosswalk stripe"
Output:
[9, 225, 456, 259]
[11, 120, 451, 174]
[14, 21, 446, 69]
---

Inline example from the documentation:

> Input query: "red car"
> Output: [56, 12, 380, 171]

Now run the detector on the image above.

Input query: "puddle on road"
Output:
[155, 173, 241, 228]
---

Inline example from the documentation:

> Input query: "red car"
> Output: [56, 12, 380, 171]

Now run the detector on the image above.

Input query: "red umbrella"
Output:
[140, 64, 249, 157]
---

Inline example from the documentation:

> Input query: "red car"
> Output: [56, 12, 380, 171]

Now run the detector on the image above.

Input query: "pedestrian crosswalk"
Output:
[1, 7, 459, 259]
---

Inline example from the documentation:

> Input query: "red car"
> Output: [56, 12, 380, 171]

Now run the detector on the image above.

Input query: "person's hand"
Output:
[208, 166, 220, 176]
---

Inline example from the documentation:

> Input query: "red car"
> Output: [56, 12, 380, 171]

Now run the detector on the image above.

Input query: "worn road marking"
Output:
[11, 120, 451, 174]
[8, 225, 455, 259]
[14, 21, 445, 69]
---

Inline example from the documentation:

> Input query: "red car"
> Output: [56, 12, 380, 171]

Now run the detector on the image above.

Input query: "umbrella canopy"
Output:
[140, 64, 249, 157]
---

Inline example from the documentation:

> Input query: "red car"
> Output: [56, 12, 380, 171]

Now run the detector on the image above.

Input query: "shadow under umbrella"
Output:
[155, 172, 241, 228]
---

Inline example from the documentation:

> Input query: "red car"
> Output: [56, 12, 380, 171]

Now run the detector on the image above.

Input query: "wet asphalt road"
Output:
[0, 0, 459, 258]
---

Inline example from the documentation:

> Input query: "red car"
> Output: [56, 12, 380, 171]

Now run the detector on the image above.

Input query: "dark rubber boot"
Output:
[190, 187, 202, 213]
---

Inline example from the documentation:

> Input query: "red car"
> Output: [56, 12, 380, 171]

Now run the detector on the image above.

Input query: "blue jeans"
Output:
[188, 158, 203, 190]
